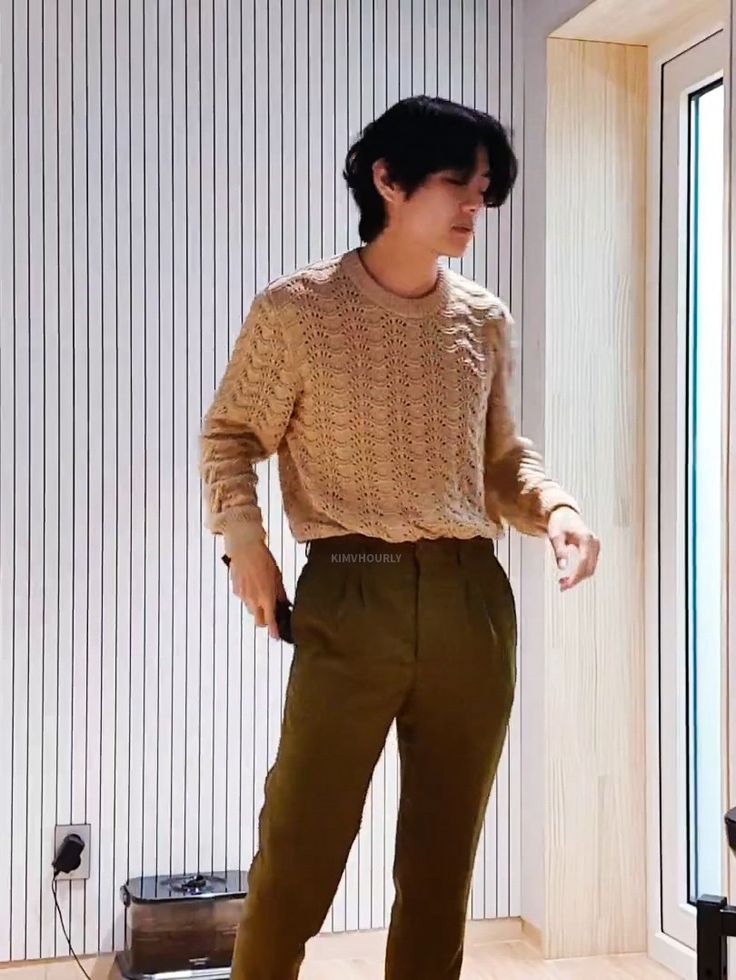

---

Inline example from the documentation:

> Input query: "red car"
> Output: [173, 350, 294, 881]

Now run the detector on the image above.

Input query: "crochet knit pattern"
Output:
[201, 249, 578, 554]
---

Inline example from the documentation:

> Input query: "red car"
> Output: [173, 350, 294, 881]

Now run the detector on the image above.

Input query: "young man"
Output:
[201, 96, 599, 979]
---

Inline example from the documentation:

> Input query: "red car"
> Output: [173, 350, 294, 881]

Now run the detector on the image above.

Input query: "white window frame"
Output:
[728, 13, 736, 980]
[645, 24, 727, 978]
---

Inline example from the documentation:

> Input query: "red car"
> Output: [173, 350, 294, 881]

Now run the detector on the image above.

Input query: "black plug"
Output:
[53, 833, 85, 878]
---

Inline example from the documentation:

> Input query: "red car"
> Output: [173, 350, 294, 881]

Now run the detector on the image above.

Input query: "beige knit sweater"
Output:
[200, 249, 578, 554]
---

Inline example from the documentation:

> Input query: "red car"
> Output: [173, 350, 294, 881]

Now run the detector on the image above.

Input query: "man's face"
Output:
[387, 146, 491, 259]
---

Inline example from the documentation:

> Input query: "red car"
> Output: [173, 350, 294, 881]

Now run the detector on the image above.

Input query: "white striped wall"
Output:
[0, 0, 523, 961]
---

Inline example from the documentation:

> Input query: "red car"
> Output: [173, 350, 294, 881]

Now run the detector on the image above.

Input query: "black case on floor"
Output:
[117, 872, 248, 980]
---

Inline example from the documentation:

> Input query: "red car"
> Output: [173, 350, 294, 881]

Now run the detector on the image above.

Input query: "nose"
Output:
[461, 191, 483, 213]
[461, 200, 481, 216]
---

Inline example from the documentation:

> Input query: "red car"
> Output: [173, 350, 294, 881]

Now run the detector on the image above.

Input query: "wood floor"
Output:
[300, 939, 677, 979]
[0, 929, 678, 980]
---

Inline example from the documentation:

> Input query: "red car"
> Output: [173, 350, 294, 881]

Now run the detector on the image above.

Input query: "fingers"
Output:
[549, 534, 570, 571]
[248, 598, 280, 639]
[559, 535, 601, 591]
[230, 576, 284, 640]
[225, 545, 289, 640]
[231, 575, 267, 616]
[264, 606, 280, 640]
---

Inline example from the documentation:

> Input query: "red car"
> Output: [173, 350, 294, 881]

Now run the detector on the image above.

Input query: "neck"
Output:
[358, 233, 441, 300]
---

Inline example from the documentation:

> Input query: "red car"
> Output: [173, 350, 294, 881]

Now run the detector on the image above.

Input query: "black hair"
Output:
[343, 95, 518, 243]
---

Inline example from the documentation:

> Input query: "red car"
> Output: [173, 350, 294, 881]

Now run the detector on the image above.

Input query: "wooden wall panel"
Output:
[545, 37, 648, 957]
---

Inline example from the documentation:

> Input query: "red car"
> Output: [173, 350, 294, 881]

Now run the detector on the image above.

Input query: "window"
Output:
[685, 79, 724, 905]
[656, 29, 726, 953]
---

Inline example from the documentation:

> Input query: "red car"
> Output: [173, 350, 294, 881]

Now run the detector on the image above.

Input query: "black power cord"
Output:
[51, 833, 93, 980]
[51, 877, 93, 980]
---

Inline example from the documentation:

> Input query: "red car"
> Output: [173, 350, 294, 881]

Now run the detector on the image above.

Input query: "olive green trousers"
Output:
[230, 534, 517, 980]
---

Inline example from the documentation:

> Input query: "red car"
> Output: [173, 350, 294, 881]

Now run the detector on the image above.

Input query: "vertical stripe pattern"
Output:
[0, 0, 522, 959]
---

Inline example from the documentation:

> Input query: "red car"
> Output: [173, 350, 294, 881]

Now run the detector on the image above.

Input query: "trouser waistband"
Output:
[305, 533, 494, 561]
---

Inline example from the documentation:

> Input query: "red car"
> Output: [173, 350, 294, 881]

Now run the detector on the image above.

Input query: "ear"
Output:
[372, 159, 402, 204]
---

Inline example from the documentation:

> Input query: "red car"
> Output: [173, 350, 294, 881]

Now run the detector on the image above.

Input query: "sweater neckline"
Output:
[340, 248, 450, 319]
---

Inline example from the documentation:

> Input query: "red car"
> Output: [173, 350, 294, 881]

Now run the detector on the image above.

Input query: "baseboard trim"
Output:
[521, 918, 543, 952]
[0, 955, 114, 979]
[649, 930, 695, 980]
[307, 917, 524, 961]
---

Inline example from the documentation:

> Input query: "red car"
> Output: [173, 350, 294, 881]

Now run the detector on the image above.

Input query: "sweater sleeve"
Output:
[200, 290, 299, 553]
[483, 308, 580, 536]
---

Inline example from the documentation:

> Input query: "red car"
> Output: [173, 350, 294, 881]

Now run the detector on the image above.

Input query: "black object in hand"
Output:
[222, 554, 294, 644]
[275, 598, 294, 644]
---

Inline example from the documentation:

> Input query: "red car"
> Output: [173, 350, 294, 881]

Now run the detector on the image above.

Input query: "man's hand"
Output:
[228, 541, 288, 639]
[547, 506, 600, 592]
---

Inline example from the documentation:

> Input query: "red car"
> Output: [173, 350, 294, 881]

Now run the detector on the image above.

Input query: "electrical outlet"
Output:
[54, 824, 91, 881]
